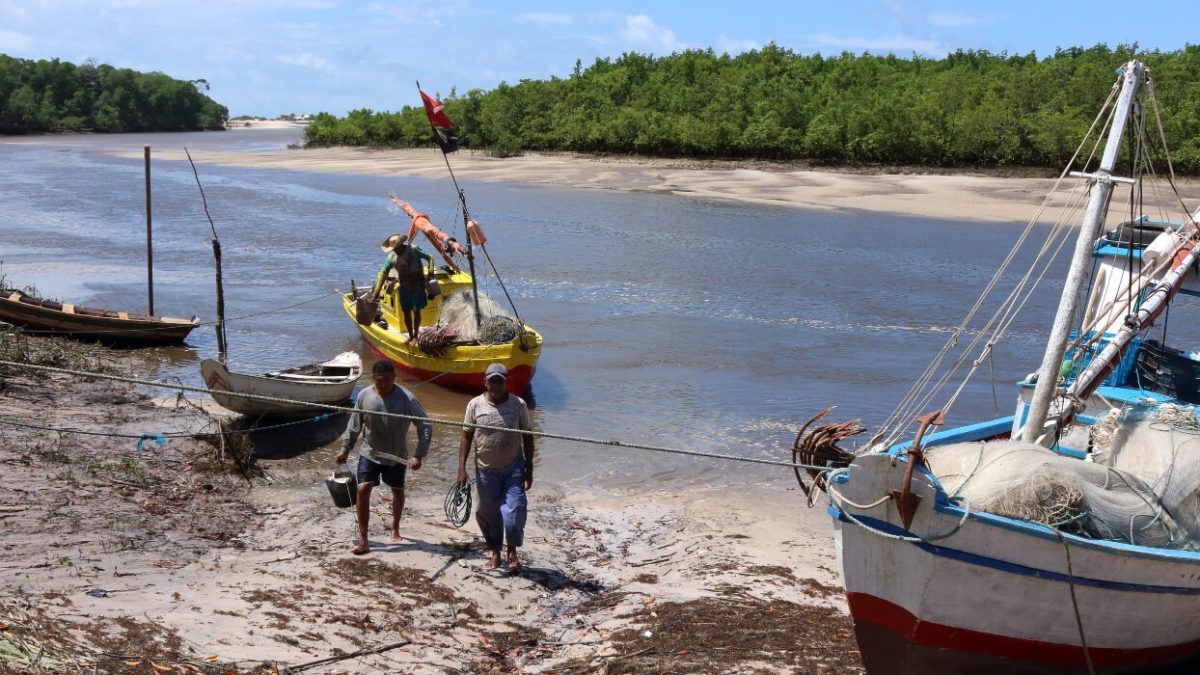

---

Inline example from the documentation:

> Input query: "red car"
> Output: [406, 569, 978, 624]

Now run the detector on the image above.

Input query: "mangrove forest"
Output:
[0, 54, 228, 134]
[304, 43, 1200, 172]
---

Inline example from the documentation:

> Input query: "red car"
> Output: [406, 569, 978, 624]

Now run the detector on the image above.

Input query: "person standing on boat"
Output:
[457, 363, 536, 571]
[336, 359, 432, 556]
[376, 233, 433, 342]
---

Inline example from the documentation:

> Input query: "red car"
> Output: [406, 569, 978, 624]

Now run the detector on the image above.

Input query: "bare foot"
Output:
[390, 532, 403, 543]
[352, 542, 370, 555]
[484, 553, 501, 569]
[507, 549, 521, 571]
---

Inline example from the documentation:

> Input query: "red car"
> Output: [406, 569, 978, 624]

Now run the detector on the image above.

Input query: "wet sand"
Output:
[155, 144, 1088, 224]
[0, 338, 854, 672]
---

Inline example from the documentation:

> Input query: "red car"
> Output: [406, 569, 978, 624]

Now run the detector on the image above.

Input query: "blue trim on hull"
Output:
[831, 506, 1200, 594]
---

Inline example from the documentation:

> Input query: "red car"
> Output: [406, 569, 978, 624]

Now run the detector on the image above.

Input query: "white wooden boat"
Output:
[200, 351, 362, 418]
[804, 61, 1200, 673]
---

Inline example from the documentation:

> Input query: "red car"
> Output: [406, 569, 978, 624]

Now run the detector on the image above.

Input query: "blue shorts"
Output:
[399, 286, 427, 312]
[356, 455, 407, 489]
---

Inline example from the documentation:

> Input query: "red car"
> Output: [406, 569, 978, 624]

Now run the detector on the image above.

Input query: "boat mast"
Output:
[460, 189, 483, 333]
[1021, 60, 1145, 445]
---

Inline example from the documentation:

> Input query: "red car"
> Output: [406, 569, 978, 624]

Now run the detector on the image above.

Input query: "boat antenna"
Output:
[185, 148, 228, 362]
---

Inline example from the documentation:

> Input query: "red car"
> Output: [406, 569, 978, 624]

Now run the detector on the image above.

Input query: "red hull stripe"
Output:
[360, 340, 534, 396]
[847, 592, 1200, 670]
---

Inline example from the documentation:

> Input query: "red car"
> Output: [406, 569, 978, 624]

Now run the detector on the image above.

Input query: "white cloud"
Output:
[274, 52, 336, 73]
[927, 11, 979, 28]
[716, 35, 760, 55]
[622, 14, 684, 52]
[0, 28, 34, 53]
[808, 32, 941, 54]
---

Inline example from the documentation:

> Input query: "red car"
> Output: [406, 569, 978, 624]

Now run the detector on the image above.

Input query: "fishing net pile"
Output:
[925, 405, 1200, 550]
[438, 290, 517, 344]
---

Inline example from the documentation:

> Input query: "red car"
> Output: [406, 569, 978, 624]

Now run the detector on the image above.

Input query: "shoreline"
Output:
[8, 129, 1199, 223]
[0, 338, 856, 672]
[144, 143, 1200, 225]
[162, 145, 1064, 223]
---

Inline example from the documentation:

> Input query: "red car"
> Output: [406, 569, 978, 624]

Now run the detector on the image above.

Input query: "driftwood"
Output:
[286, 639, 411, 672]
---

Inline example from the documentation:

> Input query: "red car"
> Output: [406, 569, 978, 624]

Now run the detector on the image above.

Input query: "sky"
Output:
[0, 1, 1196, 118]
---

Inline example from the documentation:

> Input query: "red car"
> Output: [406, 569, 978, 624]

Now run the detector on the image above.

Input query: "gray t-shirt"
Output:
[342, 385, 432, 465]
[463, 393, 530, 471]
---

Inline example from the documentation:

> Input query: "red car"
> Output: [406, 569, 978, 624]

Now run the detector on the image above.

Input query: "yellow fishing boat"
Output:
[342, 196, 542, 397]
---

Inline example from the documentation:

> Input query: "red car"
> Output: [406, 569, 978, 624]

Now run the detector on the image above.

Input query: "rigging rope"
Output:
[871, 73, 1199, 451]
[0, 410, 336, 441]
[0, 358, 819, 471]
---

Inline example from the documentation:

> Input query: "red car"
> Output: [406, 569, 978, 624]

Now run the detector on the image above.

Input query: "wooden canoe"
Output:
[200, 351, 362, 418]
[0, 289, 199, 346]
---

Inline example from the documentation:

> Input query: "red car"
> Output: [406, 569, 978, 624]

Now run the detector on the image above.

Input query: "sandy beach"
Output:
[0, 336, 856, 673]
[159, 142, 1200, 225]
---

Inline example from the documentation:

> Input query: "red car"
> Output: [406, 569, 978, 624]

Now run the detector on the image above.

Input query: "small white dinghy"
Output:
[200, 351, 362, 418]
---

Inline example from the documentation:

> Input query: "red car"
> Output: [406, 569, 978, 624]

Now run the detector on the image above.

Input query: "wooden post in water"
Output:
[144, 146, 155, 316]
[184, 148, 228, 361]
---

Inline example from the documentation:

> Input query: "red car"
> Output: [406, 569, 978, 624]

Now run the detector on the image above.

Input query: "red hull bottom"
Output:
[361, 341, 535, 399]
[847, 593, 1200, 674]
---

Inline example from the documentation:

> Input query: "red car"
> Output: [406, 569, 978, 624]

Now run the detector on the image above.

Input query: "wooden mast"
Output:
[1021, 61, 1145, 444]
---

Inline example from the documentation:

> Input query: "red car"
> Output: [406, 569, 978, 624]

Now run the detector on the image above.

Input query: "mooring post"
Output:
[144, 145, 155, 316]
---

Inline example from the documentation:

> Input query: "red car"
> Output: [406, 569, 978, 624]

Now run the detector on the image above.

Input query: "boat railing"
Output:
[1064, 330, 1142, 388]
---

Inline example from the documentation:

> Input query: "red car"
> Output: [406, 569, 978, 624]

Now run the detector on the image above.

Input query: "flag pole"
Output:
[416, 81, 481, 330]
[416, 82, 471, 218]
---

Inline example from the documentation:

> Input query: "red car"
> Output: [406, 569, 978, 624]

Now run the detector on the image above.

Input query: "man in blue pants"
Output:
[457, 363, 535, 571]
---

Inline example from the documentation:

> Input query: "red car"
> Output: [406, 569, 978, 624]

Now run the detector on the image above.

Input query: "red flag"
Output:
[419, 89, 455, 129]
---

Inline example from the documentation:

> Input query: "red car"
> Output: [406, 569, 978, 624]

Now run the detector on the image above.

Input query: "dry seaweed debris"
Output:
[472, 624, 548, 673]
[0, 594, 270, 674]
[559, 596, 863, 674]
[0, 325, 119, 381]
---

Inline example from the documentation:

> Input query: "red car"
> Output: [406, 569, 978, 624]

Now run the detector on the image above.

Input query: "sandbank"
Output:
[225, 119, 310, 130]
[158, 145, 1200, 224]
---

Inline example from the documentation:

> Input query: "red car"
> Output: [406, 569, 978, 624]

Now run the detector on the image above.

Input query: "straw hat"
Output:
[380, 234, 407, 252]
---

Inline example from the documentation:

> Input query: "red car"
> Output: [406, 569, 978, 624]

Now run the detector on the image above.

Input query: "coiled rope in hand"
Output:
[444, 481, 472, 527]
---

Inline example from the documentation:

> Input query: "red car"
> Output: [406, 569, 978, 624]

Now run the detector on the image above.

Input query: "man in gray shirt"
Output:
[457, 363, 535, 571]
[336, 360, 432, 555]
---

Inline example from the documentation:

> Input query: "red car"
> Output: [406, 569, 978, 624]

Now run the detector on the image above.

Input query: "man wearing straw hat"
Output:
[337, 360, 432, 555]
[375, 233, 433, 342]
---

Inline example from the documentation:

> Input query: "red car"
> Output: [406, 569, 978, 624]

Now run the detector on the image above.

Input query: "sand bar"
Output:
[157, 144, 1200, 224]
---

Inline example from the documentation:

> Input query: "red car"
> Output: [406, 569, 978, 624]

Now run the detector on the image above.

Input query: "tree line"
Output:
[0, 54, 228, 134]
[304, 43, 1200, 172]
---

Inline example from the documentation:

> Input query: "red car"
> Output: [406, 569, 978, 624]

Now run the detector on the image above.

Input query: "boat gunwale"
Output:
[1, 290, 198, 327]
[835, 427, 1200, 564]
